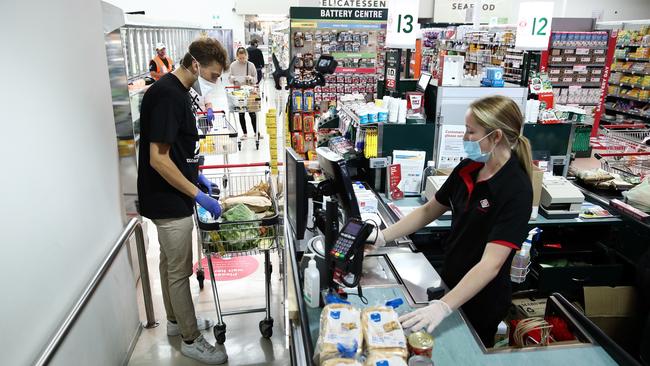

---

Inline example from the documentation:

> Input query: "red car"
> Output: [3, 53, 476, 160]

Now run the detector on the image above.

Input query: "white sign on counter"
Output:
[515, 2, 554, 50]
[437, 125, 467, 169]
[392, 150, 426, 195]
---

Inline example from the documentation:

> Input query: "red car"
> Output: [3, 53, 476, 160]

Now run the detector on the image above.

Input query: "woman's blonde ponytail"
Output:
[513, 135, 533, 179]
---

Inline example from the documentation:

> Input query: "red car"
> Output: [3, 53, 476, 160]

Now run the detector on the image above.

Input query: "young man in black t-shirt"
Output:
[138, 37, 228, 365]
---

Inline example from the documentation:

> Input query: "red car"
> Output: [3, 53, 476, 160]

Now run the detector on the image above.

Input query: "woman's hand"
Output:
[364, 228, 386, 255]
[398, 300, 452, 333]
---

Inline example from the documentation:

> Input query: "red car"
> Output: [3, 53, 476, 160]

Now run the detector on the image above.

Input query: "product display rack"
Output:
[540, 31, 617, 135]
[604, 27, 650, 125]
[289, 7, 387, 106]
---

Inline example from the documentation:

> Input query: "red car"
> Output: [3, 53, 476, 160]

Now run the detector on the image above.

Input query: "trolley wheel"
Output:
[197, 270, 205, 290]
[259, 318, 273, 338]
[214, 323, 227, 344]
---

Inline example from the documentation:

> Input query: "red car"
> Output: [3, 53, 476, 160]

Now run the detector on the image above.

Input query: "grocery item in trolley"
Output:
[226, 85, 261, 113]
[362, 306, 409, 360]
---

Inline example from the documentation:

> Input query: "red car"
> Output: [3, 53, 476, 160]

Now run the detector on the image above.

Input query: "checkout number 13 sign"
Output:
[386, 0, 420, 49]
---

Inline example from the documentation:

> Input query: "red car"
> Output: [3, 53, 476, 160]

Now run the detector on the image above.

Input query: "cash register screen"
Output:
[417, 72, 432, 92]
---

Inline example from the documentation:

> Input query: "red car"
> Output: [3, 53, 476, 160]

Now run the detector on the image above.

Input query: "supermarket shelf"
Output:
[604, 106, 650, 119]
[616, 43, 650, 48]
[607, 94, 650, 103]
[467, 41, 515, 47]
[608, 81, 649, 90]
[611, 68, 650, 76]
[551, 45, 609, 50]
[553, 82, 601, 87]
[548, 63, 606, 67]
[615, 56, 650, 62]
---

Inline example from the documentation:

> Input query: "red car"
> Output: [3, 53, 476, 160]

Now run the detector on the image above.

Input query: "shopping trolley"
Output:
[225, 85, 262, 150]
[194, 163, 281, 343]
[593, 124, 650, 181]
[193, 111, 238, 288]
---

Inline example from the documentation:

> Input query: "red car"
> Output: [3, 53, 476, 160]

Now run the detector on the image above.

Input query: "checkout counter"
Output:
[284, 149, 640, 366]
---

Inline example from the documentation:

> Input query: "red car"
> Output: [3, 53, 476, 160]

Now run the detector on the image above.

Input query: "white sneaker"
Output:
[167, 317, 215, 336]
[181, 335, 228, 365]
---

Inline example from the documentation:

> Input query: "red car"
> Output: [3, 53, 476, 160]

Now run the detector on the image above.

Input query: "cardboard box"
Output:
[584, 286, 638, 349]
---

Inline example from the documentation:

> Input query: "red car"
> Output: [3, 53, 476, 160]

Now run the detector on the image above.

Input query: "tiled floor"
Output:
[128, 74, 290, 366]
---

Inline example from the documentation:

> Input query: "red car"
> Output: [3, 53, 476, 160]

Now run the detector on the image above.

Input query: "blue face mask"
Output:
[463, 131, 495, 163]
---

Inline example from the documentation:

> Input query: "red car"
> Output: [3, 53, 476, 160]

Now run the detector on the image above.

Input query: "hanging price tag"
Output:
[515, 2, 554, 50]
[385, 0, 420, 49]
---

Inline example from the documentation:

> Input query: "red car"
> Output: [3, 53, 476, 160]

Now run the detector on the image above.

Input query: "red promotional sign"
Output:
[194, 256, 259, 281]
[388, 164, 404, 200]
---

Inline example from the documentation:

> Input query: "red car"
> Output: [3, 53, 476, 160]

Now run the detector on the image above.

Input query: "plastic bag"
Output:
[623, 177, 650, 212]
[361, 306, 408, 360]
[315, 304, 363, 364]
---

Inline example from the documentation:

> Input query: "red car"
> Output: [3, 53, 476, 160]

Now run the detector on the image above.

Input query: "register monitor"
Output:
[286, 147, 310, 240]
[316, 147, 361, 221]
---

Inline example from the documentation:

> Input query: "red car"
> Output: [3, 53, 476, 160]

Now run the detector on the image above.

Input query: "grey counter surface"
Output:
[307, 286, 617, 365]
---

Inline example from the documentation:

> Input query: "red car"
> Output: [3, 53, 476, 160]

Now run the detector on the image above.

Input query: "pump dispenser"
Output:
[510, 228, 541, 283]
[303, 253, 320, 308]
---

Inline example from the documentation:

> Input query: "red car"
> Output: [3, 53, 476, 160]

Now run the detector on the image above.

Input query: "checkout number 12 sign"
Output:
[515, 2, 554, 50]
[385, 0, 420, 49]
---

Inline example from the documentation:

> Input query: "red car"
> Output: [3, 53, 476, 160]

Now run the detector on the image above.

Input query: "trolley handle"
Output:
[199, 162, 271, 170]
[197, 110, 226, 115]
[602, 124, 648, 130]
[595, 152, 650, 158]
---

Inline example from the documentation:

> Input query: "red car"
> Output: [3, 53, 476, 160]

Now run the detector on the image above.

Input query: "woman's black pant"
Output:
[238, 112, 257, 135]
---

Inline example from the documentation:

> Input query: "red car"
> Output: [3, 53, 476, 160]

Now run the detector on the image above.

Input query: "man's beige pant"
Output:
[153, 216, 200, 342]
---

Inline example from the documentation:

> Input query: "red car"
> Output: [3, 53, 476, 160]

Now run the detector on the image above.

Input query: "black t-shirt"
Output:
[247, 46, 265, 69]
[149, 57, 171, 72]
[137, 73, 199, 219]
[435, 155, 532, 314]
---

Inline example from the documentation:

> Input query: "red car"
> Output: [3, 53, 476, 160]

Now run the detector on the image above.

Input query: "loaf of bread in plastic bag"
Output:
[321, 358, 363, 366]
[318, 304, 363, 362]
[361, 306, 408, 360]
[364, 353, 408, 366]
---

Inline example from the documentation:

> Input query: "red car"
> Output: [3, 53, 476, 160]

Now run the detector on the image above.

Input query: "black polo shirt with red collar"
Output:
[435, 155, 532, 315]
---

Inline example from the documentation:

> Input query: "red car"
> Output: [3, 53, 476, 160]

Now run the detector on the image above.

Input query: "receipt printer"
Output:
[540, 176, 584, 219]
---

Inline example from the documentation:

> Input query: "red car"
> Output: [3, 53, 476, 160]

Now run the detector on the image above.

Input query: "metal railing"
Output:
[34, 217, 158, 366]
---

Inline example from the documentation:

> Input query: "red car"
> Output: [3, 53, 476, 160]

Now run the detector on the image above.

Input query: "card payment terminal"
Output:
[327, 218, 373, 288]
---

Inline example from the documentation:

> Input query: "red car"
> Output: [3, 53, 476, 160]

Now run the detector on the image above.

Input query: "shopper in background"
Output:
[247, 39, 265, 83]
[368, 95, 534, 347]
[228, 47, 258, 138]
[149, 42, 174, 81]
[137, 37, 228, 365]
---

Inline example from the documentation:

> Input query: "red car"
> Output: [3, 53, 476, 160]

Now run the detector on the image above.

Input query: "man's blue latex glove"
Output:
[197, 173, 217, 195]
[207, 107, 215, 124]
[195, 191, 222, 218]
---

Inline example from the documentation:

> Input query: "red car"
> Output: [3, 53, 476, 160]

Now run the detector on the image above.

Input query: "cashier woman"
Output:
[369, 95, 534, 347]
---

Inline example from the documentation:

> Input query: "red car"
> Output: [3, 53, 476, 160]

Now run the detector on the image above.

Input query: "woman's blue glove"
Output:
[197, 173, 217, 195]
[195, 191, 222, 218]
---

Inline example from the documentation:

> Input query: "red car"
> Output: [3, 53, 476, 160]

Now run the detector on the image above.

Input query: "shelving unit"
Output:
[603, 28, 650, 125]
[541, 31, 616, 133]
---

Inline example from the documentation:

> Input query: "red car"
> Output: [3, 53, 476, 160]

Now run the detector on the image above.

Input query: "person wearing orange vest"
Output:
[149, 43, 174, 81]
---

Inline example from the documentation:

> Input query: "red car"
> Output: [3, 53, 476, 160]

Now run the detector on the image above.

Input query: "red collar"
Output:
[459, 162, 484, 204]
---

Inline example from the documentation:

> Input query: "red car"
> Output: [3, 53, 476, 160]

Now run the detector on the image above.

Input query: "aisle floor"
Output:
[128, 74, 290, 366]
